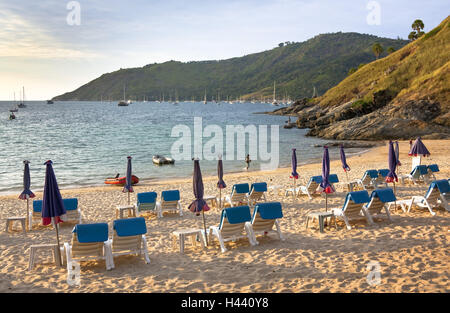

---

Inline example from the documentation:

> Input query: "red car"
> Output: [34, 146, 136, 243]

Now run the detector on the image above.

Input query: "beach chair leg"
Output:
[362, 208, 374, 225]
[141, 235, 150, 264]
[213, 229, 227, 253]
[104, 240, 115, 270]
[178, 201, 183, 217]
[342, 215, 352, 230]
[305, 217, 310, 230]
[423, 200, 436, 216]
[275, 220, 285, 241]
[244, 223, 257, 246]
[64, 243, 72, 274]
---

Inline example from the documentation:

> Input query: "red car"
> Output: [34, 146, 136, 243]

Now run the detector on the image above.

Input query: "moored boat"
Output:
[104, 175, 139, 185]
[152, 155, 175, 165]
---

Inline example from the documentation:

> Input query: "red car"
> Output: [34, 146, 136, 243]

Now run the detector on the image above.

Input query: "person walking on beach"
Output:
[245, 154, 251, 170]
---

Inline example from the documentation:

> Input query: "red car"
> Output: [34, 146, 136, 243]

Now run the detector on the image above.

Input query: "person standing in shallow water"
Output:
[245, 154, 251, 170]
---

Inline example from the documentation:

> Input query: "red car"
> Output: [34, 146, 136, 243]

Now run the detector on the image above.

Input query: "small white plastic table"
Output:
[172, 228, 207, 254]
[306, 211, 337, 233]
[116, 205, 137, 219]
[28, 244, 62, 270]
[203, 195, 218, 208]
[5, 217, 27, 233]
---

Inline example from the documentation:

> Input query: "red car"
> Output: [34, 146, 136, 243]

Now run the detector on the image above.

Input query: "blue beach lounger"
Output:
[356, 170, 379, 190]
[64, 223, 114, 274]
[375, 169, 389, 188]
[394, 179, 450, 216]
[426, 164, 440, 181]
[399, 165, 429, 185]
[136, 192, 157, 216]
[157, 190, 183, 218]
[247, 182, 267, 206]
[111, 217, 150, 264]
[331, 190, 372, 230]
[363, 189, 395, 222]
[208, 205, 255, 253]
[29, 198, 82, 229]
[224, 183, 250, 207]
[246, 202, 284, 244]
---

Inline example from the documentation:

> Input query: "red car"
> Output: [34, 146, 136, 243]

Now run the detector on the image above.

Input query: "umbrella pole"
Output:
[293, 178, 296, 203]
[219, 188, 222, 210]
[345, 171, 349, 183]
[128, 192, 130, 205]
[53, 218, 63, 267]
[393, 181, 397, 212]
[202, 210, 208, 246]
[26, 197, 30, 231]
[325, 193, 328, 212]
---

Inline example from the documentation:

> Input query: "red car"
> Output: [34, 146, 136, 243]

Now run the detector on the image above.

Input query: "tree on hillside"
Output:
[408, 19, 425, 41]
[387, 47, 396, 54]
[372, 43, 384, 59]
[278, 42, 285, 47]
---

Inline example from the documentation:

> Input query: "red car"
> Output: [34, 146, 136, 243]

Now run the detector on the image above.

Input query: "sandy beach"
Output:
[0, 140, 449, 293]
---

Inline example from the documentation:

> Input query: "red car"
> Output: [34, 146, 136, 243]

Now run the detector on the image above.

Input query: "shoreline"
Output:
[0, 139, 448, 293]
[0, 144, 377, 199]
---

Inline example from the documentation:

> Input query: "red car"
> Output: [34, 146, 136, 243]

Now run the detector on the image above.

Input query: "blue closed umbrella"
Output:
[340, 145, 351, 182]
[408, 137, 430, 157]
[123, 156, 134, 204]
[188, 159, 210, 243]
[386, 141, 398, 183]
[290, 148, 299, 179]
[217, 155, 226, 210]
[42, 160, 66, 266]
[19, 160, 35, 200]
[290, 148, 299, 202]
[386, 141, 398, 209]
[317, 146, 334, 211]
[19, 160, 35, 231]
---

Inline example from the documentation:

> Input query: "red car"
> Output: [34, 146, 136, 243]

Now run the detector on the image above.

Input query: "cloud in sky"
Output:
[0, 0, 448, 99]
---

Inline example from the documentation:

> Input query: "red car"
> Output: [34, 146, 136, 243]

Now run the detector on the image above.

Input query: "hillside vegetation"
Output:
[53, 33, 407, 101]
[272, 16, 450, 140]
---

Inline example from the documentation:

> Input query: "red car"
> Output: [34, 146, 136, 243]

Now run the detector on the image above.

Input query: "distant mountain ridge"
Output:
[53, 32, 407, 101]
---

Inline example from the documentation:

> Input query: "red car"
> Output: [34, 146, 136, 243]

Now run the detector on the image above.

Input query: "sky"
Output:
[0, 0, 448, 100]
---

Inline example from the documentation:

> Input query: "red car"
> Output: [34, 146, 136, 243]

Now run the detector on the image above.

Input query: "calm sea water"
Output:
[0, 101, 364, 195]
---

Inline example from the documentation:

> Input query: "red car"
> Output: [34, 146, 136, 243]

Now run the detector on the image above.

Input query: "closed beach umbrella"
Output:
[19, 160, 35, 231]
[386, 141, 398, 209]
[317, 146, 335, 211]
[123, 156, 133, 204]
[290, 148, 299, 202]
[340, 145, 351, 182]
[188, 159, 210, 243]
[217, 155, 226, 210]
[42, 160, 66, 266]
[394, 141, 401, 166]
[408, 137, 430, 157]
[386, 141, 398, 183]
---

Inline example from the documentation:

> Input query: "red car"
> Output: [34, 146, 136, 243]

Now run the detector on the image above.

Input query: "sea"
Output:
[0, 100, 367, 195]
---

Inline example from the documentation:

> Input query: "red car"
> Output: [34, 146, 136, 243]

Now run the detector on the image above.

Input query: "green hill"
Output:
[271, 16, 450, 140]
[53, 32, 407, 101]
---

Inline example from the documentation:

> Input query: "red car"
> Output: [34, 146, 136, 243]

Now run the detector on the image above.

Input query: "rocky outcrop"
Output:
[269, 97, 450, 140]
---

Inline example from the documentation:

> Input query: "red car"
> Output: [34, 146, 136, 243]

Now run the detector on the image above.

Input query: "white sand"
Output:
[0, 140, 449, 293]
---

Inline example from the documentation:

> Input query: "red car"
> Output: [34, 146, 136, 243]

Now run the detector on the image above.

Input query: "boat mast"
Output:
[273, 81, 276, 103]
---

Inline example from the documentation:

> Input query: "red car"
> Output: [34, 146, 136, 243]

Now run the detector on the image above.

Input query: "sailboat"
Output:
[203, 89, 207, 104]
[272, 81, 279, 106]
[312, 86, 318, 98]
[9, 92, 18, 112]
[118, 85, 129, 106]
[18, 87, 27, 108]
